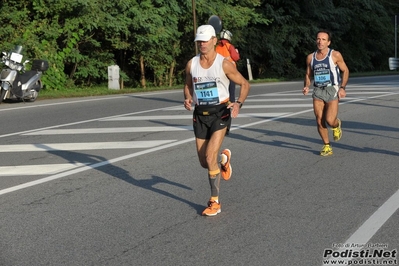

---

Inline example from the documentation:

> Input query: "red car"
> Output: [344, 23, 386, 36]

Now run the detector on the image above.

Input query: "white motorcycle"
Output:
[0, 45, 48, 103]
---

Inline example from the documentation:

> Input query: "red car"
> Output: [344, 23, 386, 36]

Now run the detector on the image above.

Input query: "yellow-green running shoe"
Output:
[332, 118, 342, 141]
[320, 144, 333, 156]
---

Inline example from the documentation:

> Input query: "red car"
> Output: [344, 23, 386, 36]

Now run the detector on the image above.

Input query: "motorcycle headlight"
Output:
[1, 81, 10, 90]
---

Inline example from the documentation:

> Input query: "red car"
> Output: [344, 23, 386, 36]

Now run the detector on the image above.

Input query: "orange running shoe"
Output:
[220, 149, 232, 181]
[202, 200, 221, 216]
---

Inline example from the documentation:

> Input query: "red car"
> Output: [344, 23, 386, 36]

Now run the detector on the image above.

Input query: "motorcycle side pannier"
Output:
[31, 60, 49, 71]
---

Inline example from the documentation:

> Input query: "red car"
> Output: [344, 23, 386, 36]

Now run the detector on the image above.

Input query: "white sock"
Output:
[219, 153, 227, 165]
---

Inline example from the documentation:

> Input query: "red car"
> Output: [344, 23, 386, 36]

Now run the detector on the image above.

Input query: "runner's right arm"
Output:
[184, 59, 194, 111]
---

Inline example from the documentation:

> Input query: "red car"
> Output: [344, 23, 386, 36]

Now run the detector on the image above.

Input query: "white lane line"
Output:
[239, 113, 290, 117]
[100, 113, 290, 121]
[0, 138, 195, 196]
[346, 91, 394, 94]
[0, 96, 128, 112]
[255, 92, 320, 96]
[0, 104, 183, 139]
[0, 90, 181, 113]
[245, 98, 309, 102]
[0, 163, 89, 176]
[232, 92, 399, 131]
[166, 104, 312, 111]
[101, 115, 193, 120]
[237, 104, 313, 108]
[349, 86, 399, 89]
[256, 93, 307, 96]
[23, 126, 192, 135]
[0, 141, 176, 152]
[322, 190, 399, 265]
[344, 189, 399, 244]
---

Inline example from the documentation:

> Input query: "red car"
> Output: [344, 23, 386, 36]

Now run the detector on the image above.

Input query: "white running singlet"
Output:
[190, 54, 230, 106]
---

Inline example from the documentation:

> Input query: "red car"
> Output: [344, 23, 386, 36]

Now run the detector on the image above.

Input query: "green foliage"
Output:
[0, 0, 397, 90]
[237, 0, 399, 79]
[126, 0, 182, 86]
[336, 0, 393, 71]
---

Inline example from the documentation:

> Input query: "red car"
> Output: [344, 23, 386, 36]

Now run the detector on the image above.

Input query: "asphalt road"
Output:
[0, 75, 398, 266]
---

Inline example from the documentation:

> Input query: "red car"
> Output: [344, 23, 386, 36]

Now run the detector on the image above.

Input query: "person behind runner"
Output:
[216, 29, 240, 103]
[183, 25, 250, 216]
[302, 29, 349, 156]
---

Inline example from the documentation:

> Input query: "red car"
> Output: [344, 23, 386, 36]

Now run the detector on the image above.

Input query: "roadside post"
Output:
[246, 59, 253, 81]
[108, 65, 120, 90]
[388, 14, 399, 70]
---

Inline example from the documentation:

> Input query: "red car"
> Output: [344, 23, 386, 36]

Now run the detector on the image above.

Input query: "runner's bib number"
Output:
[194, 81, 219, 105]
[314, 69, 331, 87]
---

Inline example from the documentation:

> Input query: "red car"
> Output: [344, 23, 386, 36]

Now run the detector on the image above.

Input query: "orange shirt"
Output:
[216, 40, 240, 67]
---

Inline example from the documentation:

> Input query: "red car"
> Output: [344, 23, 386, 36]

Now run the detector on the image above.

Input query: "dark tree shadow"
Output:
[35, 144, 205, 215]
[126, 94, 182, 105]
[226, 116, 399, 156]
[348, 99, 399, 110]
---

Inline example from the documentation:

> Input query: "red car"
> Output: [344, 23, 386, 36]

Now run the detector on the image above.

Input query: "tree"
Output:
[126, 0, 182, 87]
[0, 0, 397, 89]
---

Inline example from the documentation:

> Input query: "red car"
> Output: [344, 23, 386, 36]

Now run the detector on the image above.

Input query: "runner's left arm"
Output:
[334, 50, 349, 99]
[223, 59, 250, 118]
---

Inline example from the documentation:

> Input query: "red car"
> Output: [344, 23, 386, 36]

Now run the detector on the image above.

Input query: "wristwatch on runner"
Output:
[236, 101, 243, 108]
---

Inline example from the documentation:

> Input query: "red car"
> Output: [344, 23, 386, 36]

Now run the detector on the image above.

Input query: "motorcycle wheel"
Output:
[26, 80, 42, 102]
[0, 88, 6, 104]
[27, 89, 39, 102]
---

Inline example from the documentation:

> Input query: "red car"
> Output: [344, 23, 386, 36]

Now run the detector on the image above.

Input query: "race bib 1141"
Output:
[194, 81, 219, 105]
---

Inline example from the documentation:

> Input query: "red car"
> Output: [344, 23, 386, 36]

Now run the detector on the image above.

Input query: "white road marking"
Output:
[344, 91, 393, 94]
[245, 98, 309, 102]
[0, 103, 183, 139]
[257, 93, 308, 96]
[344, 189, 399, 244]
[322, 189, 399, 265]
[349, 85, 399, 89]
[23, 126, 192, 135]
[0, 163, 89, 176]
[0, 138, 194, 196]
[166, 104, 312, 111]
[100, 113, 289, 121]
[236, 104, 313, 108]
[101, 115, 193, 120]
[0, 90, 181, 113]
[0, 140, 176, 152]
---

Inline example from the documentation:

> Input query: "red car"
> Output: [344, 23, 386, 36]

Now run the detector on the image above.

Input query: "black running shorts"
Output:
[193, 104, 231, 139]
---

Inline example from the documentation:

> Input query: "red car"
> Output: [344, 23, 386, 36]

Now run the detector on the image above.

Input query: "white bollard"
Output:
[246, 59, 253, 81]
[388, 57, 399, 70]
[108, 65, 120, 90]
